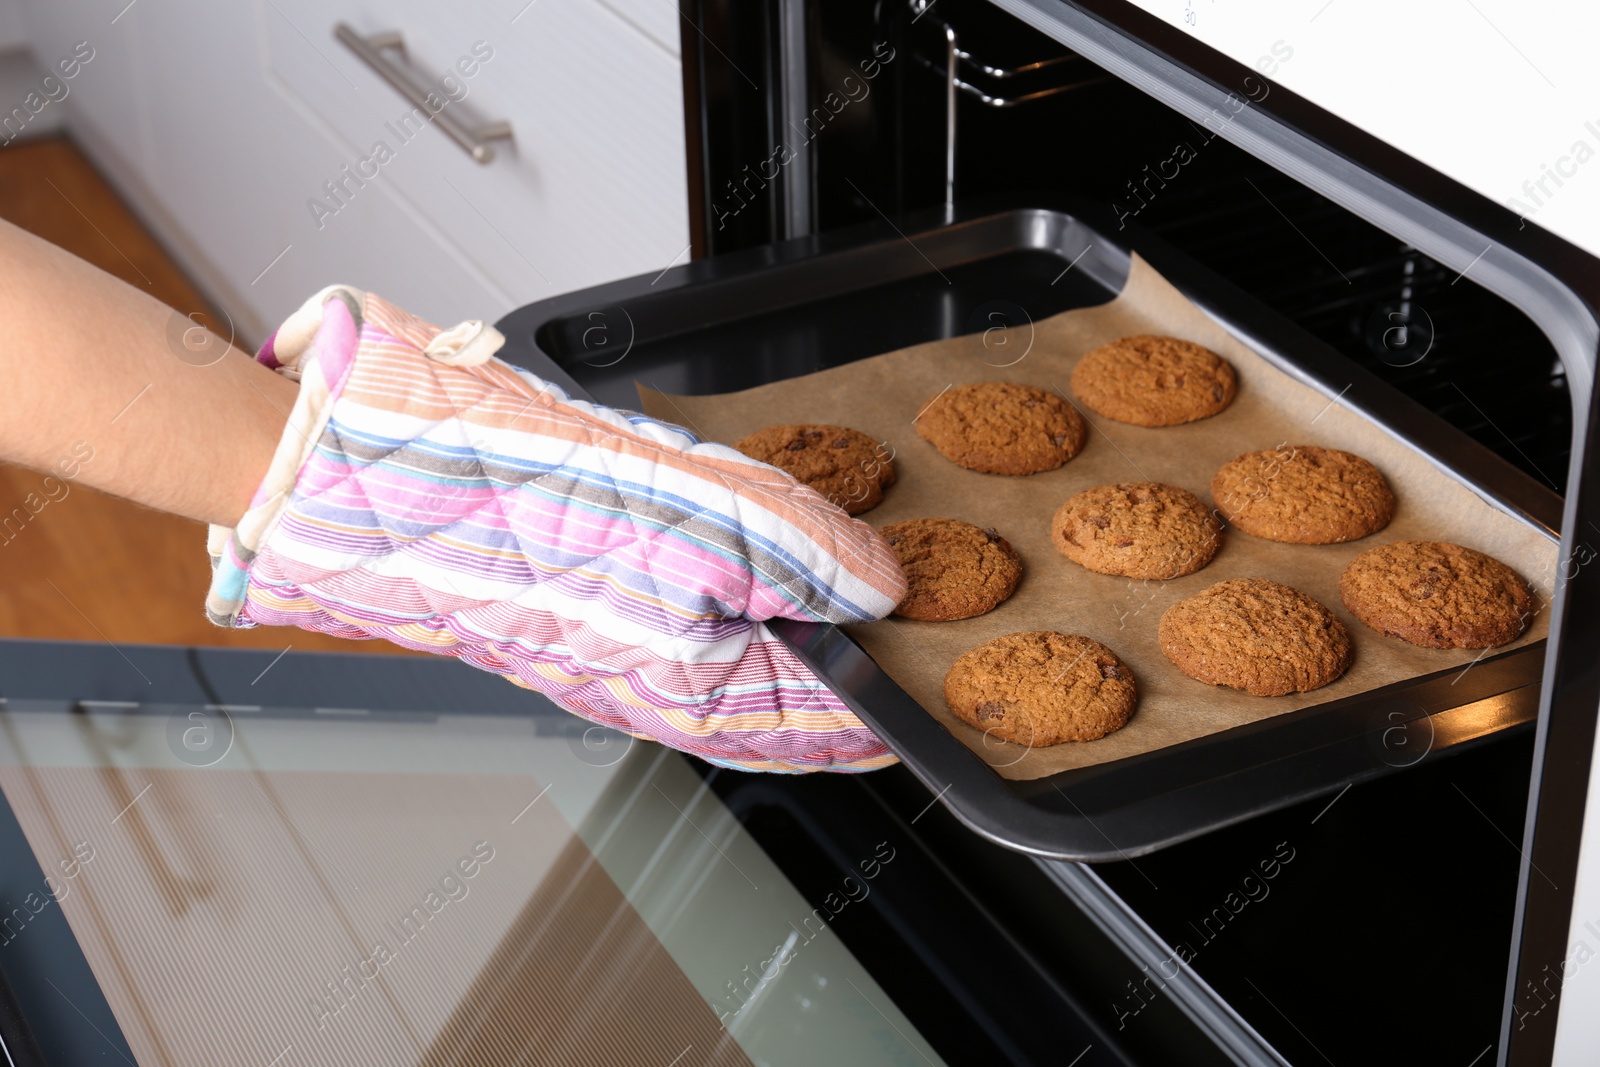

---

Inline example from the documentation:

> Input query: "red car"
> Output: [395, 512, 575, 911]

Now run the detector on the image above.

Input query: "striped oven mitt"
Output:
[205, 287, 907, 772]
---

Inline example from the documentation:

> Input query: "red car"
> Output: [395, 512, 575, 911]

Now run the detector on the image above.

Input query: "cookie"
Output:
[1051, 482, 1221, 579]
[1070, 335, 1237, 427]
[734, 424, 895, 515]
[1158, 578, 1353, 696]
[1211, 445, 1395, 544]
[914, 382, 1085, 475]
[943, 631, 1137, 745]
[1339, 540, 1534, 649]
[881, 518, 1023, 621]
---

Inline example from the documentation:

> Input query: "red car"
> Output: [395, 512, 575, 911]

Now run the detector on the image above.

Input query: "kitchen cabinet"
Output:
[16, 0, 689, 341]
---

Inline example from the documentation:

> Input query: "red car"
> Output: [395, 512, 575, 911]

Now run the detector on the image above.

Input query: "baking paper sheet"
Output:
[639, 255, 1557, 781]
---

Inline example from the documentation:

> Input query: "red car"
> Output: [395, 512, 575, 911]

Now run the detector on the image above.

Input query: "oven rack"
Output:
[899, 0, 1110, 209]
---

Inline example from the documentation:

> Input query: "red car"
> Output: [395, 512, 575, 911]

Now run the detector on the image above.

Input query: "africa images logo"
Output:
[165, 706, 235, 768]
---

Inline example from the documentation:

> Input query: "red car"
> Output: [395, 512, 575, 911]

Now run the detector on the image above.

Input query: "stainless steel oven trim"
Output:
[1040, 859, 1291, 1067]
[778, 0, 814, 238]
[974, 4, 1600, 1063]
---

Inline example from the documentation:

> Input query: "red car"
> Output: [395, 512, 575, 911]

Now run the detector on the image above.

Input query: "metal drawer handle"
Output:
[334, 23, 513, 164]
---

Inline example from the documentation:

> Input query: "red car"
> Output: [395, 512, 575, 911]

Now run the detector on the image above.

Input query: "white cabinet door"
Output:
[16, 0, 687, 339]
[261, 0, 690, 311]
[16, 3, 149, 184]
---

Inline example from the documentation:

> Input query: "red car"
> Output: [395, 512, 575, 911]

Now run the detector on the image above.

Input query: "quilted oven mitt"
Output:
[205, 286, 907, 772]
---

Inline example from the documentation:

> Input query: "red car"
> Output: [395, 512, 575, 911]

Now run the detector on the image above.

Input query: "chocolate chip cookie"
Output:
[1070, 335, 1237, 427]
[1051, 482, 1221, 579]
[881, 518, 1023, 621]
[944, 631, 1137, 745]
[1211, 445, 1395, 544]
[1158, 578, 1353, 696]
[914, 382, 1086, 475]
[734, 424, 895, 515]
[1339, 540, 1535, 649]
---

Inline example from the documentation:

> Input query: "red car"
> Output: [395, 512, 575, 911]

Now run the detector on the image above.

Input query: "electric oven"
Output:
[530, 0, 1597, 1062]
[1, 3, 1596, 1066]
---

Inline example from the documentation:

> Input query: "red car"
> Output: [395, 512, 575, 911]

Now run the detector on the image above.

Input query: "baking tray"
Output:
[492, 196, 1561, 860]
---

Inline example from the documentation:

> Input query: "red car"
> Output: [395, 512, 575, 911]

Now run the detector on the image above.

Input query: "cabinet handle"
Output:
[334, 23, 513, 164]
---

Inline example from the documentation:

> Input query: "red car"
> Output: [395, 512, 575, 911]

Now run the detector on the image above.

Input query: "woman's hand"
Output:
[208, 286, 907, 772]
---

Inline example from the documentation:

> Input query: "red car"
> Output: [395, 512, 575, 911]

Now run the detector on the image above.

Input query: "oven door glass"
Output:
[0, 699, 943, 1066]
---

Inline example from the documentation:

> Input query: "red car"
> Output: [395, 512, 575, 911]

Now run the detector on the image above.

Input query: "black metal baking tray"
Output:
[493, 196, 1561, 860]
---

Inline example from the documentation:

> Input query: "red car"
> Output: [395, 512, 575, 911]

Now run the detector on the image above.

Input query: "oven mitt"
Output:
[204, 286, 907, 772]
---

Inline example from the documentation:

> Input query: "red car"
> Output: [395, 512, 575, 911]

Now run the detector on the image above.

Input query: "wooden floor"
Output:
[0, 137, 409, 654]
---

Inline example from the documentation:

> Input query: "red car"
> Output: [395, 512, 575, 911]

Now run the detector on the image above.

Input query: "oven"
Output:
[513, 0, 1597, 1063]
[0, 3, 1595, 1066]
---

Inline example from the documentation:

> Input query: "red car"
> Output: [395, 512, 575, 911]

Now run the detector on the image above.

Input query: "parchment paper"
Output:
[639, 255, 1557, 781]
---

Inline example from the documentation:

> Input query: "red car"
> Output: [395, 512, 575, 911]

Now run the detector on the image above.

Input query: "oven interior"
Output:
[678, 0, 1570, 1061]
[697, 0, 1571, 495]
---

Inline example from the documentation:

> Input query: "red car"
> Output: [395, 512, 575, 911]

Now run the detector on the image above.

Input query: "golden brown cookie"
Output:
[944, 631, 1137, 745]
[1158, 578, 1353, 696]
[914, 382, 1086, 475]
[1211, 445, 1395, 544]
[1339, 540, 1534, 649]
[734, 424, 895, 515]
[1070, 335, 1237, 427]
[881, 518, 1023, 621]
[1051, 482, 1221, 580]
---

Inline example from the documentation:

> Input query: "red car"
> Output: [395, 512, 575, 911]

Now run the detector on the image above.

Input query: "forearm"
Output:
[0, 217, 294, 527]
